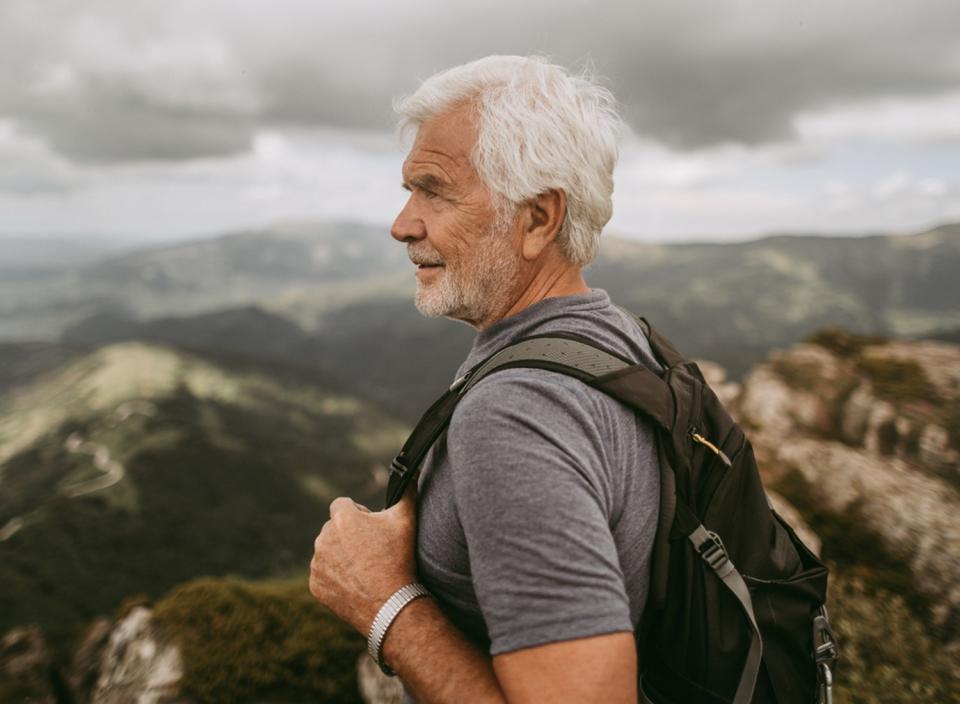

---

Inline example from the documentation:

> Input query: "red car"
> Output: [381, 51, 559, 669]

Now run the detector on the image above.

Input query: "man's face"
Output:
[390, 104, 521, 328]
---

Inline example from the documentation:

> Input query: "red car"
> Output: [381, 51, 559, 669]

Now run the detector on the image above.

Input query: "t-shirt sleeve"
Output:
[446, 368, 634, 655]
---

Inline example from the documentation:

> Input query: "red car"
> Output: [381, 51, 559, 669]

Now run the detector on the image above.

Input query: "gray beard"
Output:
[413, 227, 521, 326]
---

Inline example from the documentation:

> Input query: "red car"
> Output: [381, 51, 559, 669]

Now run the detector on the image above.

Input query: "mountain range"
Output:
[4, 220, 955, 421]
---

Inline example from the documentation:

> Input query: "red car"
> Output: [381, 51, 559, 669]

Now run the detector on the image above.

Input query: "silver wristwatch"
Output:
[367, 582, 431, 676]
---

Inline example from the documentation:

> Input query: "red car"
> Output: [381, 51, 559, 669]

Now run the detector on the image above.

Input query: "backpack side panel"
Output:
[631, 360, 829, 704]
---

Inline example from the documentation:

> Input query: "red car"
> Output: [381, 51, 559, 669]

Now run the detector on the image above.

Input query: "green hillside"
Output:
[591, 223, 960, 377]
[0, 342, 407, 654]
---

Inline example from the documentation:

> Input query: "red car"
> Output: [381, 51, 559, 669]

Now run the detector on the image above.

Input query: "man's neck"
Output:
[475, 263, 590, 331]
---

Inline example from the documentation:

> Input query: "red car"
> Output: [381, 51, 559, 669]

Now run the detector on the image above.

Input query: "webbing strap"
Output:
[384, 386, 460, 507]
[689, 524, 763, 704]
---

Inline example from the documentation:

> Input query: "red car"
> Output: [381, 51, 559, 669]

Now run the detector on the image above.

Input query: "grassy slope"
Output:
[0, 342, 407, 655]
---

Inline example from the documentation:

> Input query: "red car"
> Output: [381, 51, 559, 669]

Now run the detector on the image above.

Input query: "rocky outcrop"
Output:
[357, 653, 404, 704]
[777, 440, 960, 638]
[736, 334, 960, 640]
[67, 617, 112, 703]
[91, 607, 184, 704]
[738, 343, 847, 439]
[0, 625, 56, 703]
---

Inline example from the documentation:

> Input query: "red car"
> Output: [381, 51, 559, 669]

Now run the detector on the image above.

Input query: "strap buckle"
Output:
[697, 530, 730, 572]
[449, 371, 472, 394]
[389, 454, 408, 480]
[813, 606, 838, 704]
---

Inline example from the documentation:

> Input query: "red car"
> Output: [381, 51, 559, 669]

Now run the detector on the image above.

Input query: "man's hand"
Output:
[309, 484, 418, 634]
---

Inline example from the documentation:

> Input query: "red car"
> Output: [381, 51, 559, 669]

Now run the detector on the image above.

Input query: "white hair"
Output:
[394, 55, 624, 267]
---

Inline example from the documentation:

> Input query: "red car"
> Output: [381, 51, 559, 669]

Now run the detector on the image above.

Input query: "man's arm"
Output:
[309, 489, 637, 704]
[382, 596, 636, 704]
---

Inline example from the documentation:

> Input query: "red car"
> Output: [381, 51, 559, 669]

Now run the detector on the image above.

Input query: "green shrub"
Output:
[806, 328, 887, 358]
[153, 577, 364, 703]
[0, 676, 50, 702]
[855, 356, 938, 404]
[945, 401, 960, 452]
[828, 569, 960, 703]
[769, 357, 823, 390]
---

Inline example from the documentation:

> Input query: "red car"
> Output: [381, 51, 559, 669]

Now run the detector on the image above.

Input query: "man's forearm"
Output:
[381, 596, 507, 704]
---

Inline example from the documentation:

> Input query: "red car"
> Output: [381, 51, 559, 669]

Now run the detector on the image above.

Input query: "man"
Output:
[310, 55, 662, 703]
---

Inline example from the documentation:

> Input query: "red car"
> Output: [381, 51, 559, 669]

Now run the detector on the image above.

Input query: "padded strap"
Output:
[461, 336, 631, 392]
[462, 336, 675, 430]
[386, 333, 676, 507]
[689, 524, 763, 704]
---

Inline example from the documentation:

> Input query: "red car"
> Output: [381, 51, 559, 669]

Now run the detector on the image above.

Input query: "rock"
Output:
[740, 364, 827, 436]
[91, 607, 185, 704]
[874, 341, 960, 402]
[863, 399, 897, 454]
[778, 439, 960, 640]
[740, 366, 800, 436]
[840, 382, 873, 445]
[68, 617, 112, 703]
[357, 653, 404, 704]
[0, 625, 56, 703]
[918, 424, 959, 474]
[788, 343, 844, 380]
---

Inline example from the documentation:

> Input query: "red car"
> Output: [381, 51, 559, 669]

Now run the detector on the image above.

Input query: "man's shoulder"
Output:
[446, 364, 639, 469]
[451, 366, 604, 426]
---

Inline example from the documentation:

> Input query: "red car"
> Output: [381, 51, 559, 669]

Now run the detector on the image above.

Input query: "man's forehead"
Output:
[403, 105, 477, 175]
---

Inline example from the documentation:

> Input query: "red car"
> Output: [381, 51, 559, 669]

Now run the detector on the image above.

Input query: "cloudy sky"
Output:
[2, 0, 959, 245]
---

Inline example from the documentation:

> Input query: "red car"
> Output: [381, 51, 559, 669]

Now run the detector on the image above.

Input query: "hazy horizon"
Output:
[1, 217, 956, 253]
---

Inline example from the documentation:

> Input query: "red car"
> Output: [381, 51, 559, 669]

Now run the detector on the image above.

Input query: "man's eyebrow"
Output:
[402, 173, 449, 192]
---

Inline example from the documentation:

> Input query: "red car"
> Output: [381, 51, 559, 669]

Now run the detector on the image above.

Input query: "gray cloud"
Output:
[2, 0, 959, 163]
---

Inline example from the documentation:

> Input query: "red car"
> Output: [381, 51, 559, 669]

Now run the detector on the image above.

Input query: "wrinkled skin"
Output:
[309, 485, 418, 634]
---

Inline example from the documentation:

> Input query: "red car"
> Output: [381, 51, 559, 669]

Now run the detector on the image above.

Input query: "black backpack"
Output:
[385, 315, 838, 704]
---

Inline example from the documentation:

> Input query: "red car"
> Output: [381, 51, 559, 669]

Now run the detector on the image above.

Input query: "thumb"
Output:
[391, 477, 419, 515]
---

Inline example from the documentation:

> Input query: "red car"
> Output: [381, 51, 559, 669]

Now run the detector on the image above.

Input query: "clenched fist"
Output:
[309, 484, 419, 634]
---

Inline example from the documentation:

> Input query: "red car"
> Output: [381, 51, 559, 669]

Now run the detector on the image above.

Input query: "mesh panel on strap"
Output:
[464, 338, 630, 392]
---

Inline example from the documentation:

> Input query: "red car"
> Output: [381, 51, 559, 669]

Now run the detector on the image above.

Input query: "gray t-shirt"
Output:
[405, 289, 661, 700]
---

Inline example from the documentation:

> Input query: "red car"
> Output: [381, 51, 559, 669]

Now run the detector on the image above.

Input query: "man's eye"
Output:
[422, 190, 439, 200]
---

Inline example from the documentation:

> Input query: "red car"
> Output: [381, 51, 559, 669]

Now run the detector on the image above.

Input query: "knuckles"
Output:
[328, 496, 354, 518]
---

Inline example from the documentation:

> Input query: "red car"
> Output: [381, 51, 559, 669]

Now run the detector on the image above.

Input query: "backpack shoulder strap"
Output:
[384, 332, 675, 507]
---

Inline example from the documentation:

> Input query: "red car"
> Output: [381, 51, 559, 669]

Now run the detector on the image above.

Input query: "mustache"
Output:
[407, 245, 445, 266]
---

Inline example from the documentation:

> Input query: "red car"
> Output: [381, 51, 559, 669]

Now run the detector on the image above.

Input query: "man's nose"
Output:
[390, 199, 426, 243]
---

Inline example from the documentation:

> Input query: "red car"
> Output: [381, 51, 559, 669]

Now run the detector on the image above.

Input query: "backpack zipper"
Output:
[689, 427, 733, 468]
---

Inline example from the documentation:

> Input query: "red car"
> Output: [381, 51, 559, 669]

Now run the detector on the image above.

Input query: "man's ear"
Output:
[520, 189, 566, 261]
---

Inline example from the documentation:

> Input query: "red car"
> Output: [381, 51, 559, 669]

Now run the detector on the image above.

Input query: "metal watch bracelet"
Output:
[367, 582, 431, 676]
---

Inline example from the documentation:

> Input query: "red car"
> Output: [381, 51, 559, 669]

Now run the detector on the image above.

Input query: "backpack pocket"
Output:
[741, 512, 829, 704]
